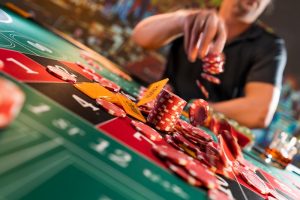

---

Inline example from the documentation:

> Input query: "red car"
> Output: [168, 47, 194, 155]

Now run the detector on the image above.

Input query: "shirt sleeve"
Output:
[246, 38, 287, 88]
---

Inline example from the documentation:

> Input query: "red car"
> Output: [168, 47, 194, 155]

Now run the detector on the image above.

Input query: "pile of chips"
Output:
[147, 89, 187, 132]
[0, 78, 25, 129]
[196, 53, 225, 99]
[149, 114, 278, 200]
[43, 57, 272, 199]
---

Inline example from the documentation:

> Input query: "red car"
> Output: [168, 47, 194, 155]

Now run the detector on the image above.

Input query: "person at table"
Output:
[132, 0, 286, 129]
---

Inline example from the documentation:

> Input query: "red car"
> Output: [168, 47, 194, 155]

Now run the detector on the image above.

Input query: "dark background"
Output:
[262, 0, 300, 85]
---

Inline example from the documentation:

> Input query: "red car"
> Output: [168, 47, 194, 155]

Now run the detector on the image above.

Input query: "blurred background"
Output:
[2, 0, 300, 164]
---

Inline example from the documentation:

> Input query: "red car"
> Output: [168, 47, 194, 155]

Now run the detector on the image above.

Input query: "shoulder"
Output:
[253, 22, 286, 49]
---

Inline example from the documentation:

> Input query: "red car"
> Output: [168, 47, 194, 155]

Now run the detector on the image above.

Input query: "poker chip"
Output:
[96, 98, 126, 118]
[202, 62, 224, 75]
[268, 189, 288, 200]
[95, 77, 121, 92]
[0, 78, 25, 129]
[172, 132, 202, 155]
[120, 91, 137, 102]
[152, 145, 192, 166]
[189, 99, 210, 127]
[220, 130, 242, 159]
[239, 167, 270, 195]
[130, 120, 162, 141]
[196, 80, 209, 99]
[165, 160, 202, 186]
[201, 73, 221, 85]
[46, 65, 77, 83]
[165, 134, 184, 151]
[76, 61, 95, 73]
[208, 189, 231, 200]
[203, 53, 225, 63]
[0, 59, 4, 69]
[185, 161, 218, 189]
[182, 133, 208, 151]
[191, 127, 213, 142]
[175, 119, 193, 134]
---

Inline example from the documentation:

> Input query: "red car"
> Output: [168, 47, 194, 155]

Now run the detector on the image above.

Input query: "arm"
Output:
[132, 9, 227, 61]
[210, 82, 280, 129]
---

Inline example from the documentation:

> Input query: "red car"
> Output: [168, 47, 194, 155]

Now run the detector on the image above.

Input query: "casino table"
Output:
[0, 6, 299, 200]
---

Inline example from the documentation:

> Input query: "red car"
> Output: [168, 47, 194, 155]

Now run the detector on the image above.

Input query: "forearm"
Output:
[132, 11, 185, 49]
[210, 97, 271, 129]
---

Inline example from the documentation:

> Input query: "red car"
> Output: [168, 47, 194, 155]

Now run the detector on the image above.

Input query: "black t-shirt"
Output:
[164, 23, 287, 102]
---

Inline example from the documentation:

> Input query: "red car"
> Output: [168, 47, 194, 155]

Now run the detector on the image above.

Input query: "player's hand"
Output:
[178, 9, 227, 62]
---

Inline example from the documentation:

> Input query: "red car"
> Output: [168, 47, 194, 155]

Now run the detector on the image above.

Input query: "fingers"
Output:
[182, 10, 227, 62]
[184, 15, 196, 56]
[209, 19, 227, 55]
[198, 12, 219, 58]
[188, 14, 206, 62]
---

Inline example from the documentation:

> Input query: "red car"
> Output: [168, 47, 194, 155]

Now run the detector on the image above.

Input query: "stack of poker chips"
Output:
[196, 53, 226, 99]
[147, 89, 186, 132]
[202, 53, 225, 75]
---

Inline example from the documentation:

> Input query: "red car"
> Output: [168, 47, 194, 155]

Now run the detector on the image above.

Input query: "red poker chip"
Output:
[202, 62, 224, 75]
[268, 189, 288, 200]
[76, 61, 95, 73]
[152, 145, 193, 166]
[182, 134, 208, 151]
[191, 127, 213, 141]
[138, 105, 151, 114]
[189, 99, 210, 127]
[206, 141, 221, 156]
[172, 132, 202, 154]
[131, 120, 162, 141]
[0, 78, 25, 129]
[46, 65, 77, 83]
[165, 160, 202, 186]
[176, 119, 194, 133]
[165, 134, 184, 151]
[196, 151, 214, 168]
[196, 80, 209, 99]
[185, 161, 218, 189]
[203, 53, 225, 63]
[208, 189, 231, 200]
[239, 168, 270, 195]
[96, 98, 126, 118]
[95, 77, 121, 92]
[201, 73, 221, 85]
[0, 59, 4, 69]
[220, 130, 242, 159]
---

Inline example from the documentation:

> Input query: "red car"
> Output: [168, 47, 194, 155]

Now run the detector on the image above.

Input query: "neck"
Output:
[219, 4, 252, 42]
[225, 19, 251, 42]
